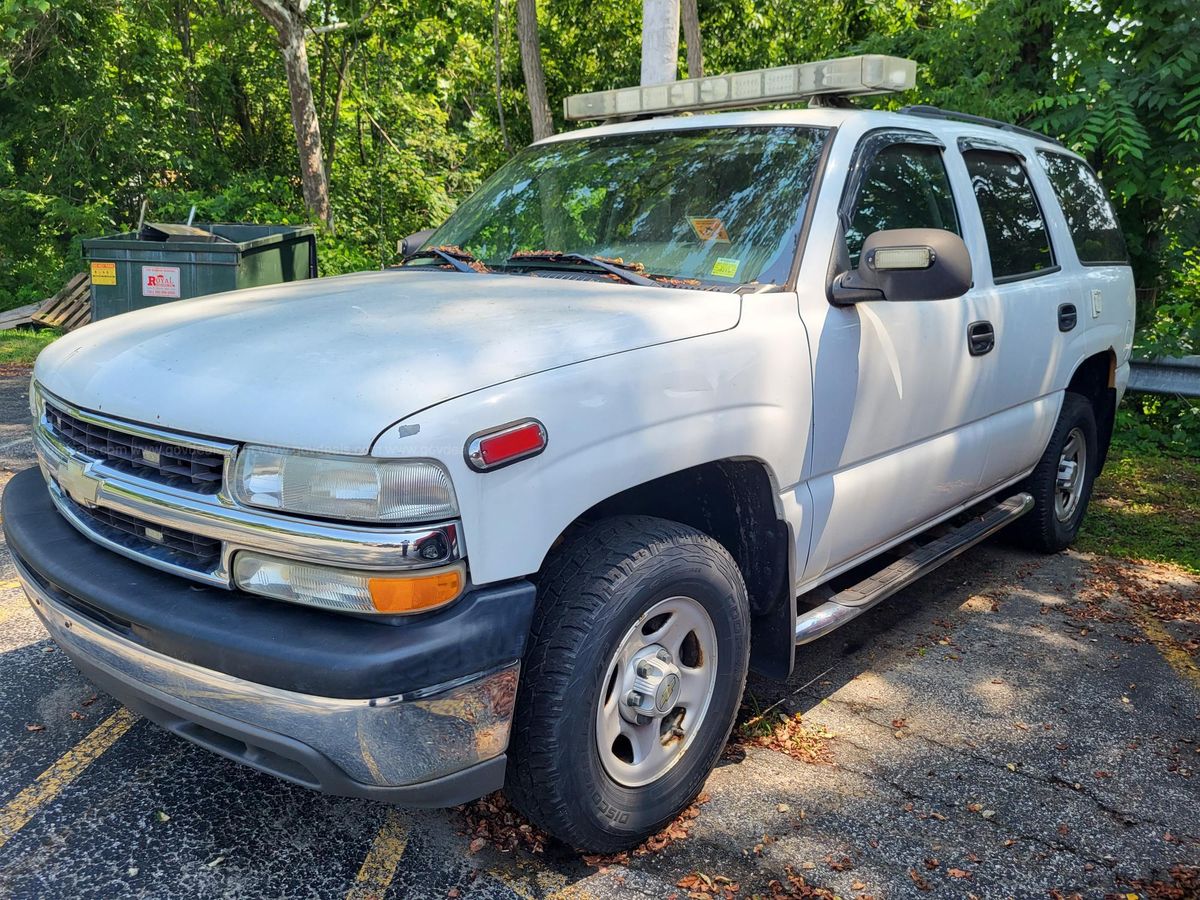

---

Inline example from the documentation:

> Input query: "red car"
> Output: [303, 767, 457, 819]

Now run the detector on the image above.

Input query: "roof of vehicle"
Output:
[537, 106, 1076, 161]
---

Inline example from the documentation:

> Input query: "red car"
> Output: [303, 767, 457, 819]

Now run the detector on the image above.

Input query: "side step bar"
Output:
[794, 492, 1034, 645]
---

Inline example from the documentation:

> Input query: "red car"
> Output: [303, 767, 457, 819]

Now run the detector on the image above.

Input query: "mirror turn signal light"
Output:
[465, 419, 548, 471]
[368, 562, 466, 613]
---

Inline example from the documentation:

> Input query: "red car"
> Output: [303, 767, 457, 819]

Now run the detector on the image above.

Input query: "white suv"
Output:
[7, 56, 1133, 852]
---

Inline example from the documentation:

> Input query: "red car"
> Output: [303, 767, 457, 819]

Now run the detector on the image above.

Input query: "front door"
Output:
[802, 129, 993, 583]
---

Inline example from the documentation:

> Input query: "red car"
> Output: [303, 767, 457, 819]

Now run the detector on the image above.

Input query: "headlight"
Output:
[234, 553, 465, 615]
[30, 379, 45, 420]
[234, 447, 458, 523]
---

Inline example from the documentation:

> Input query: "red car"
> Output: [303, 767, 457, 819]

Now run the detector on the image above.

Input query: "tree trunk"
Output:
[249, 0, 333, 228]
[641, 0, 679, 85]
[493, 0, 511, 152]
[680, 0, 702, 79]
[516, 0, 553, 141]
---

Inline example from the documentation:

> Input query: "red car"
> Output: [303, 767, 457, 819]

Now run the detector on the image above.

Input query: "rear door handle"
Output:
[1058, 303, 1077, 332]
[967, 320, 995, 356]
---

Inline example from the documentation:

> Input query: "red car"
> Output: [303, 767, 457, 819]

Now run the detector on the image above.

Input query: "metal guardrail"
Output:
[1128, 356, 1200, 398]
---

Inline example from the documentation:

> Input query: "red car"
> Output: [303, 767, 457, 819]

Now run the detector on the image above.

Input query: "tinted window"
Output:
[963, 150, 1054, 279]
[1037, 151, 1127, 264]
[846, 142, 959, 266]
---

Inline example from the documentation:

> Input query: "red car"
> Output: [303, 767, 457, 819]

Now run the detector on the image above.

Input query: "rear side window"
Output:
[846, 143, 960, 266]
[1037, 151, 1128, 264]
[963, 149, 1054, 281]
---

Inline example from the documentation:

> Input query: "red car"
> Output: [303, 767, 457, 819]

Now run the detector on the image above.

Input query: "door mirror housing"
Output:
[397, 228, 436, 258]
[831, 228, 972, 304]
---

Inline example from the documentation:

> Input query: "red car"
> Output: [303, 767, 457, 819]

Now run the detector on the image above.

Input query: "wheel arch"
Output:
[1066, 347, 1118, 467]
[536, 457, 797, 680]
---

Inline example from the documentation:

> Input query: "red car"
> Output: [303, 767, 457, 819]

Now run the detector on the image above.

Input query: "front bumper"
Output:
[4, 467, 536, 806]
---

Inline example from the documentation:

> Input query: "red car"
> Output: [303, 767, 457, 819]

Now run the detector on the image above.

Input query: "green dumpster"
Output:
[83, 223, 317, 321]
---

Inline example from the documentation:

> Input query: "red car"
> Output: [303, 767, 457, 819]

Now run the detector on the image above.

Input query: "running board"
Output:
[794, 492, 1034, 645]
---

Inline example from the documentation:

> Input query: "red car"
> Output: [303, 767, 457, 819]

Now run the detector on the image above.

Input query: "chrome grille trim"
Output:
[49, 480, 224, 581]
[45, 403, 226, 493]
[30, 383, 465, 590]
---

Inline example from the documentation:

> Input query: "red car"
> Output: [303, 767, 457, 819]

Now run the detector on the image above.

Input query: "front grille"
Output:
[45, 404, 225, 494]
[62, 490, 222, 574]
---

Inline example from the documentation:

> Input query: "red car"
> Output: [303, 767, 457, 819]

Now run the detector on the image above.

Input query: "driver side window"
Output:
[846, 142, 960, 267]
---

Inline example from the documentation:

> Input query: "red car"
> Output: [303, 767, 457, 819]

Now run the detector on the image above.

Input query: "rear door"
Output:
[951, 139, 1075, 491]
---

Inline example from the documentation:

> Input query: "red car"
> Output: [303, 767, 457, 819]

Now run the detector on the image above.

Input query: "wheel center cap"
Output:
[622, 644, 682, 722]
[655, 673, 680, 712]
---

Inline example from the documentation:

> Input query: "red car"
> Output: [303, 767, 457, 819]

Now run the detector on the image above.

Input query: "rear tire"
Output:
[505, 515, 750, 852]
[1011, 392, 1099, 552]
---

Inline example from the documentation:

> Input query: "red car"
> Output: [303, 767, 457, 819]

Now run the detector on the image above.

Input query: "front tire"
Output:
[505, 515, 750, 852]
[1012, 392, 1099, 552]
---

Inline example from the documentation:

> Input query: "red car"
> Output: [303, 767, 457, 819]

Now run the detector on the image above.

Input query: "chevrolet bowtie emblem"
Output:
[58, 458, 99, 507]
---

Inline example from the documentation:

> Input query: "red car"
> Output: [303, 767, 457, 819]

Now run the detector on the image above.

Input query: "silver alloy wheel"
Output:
[595, 595, 718, 788]
[1054, 426, 1088, 523]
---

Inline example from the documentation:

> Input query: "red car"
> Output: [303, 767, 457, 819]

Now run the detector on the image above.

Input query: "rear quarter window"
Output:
[1036, 151, 1128, 265]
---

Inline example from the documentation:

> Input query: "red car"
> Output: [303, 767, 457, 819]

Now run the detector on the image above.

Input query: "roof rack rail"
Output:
[898, 105, 1064, 147]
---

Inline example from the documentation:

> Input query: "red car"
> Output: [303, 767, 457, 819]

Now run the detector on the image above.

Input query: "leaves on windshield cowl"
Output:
[406, 245, 491, 273]
[509, 249, 645, 273]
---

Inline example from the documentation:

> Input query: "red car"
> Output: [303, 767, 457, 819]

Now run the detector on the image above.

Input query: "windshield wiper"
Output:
[402, 246, 485, 274]
[505, 251, 662, 287]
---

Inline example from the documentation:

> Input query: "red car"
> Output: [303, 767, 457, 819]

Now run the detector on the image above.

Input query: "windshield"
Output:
[424, 125, 829, 286]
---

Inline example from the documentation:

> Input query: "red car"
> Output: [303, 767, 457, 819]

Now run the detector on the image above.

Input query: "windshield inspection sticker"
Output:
[688, 216, 731, 243]
[142, 265, 181, 298]
[711, 257, 741, 279]
[90, 261, 116, 286]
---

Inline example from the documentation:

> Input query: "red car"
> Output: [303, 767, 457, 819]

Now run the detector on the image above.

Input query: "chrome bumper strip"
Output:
[18, 558, 517, 788]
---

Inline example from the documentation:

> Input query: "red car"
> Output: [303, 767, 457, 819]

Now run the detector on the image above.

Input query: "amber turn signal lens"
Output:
[369, 565, 464, 613]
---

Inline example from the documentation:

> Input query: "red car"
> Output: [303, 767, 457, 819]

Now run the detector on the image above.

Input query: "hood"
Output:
[34, 269, 740, 454]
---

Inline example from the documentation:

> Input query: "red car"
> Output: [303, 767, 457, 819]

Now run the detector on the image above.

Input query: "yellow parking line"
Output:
[487, 865, 596, 900]
[345, 808, 409, 900]
[0, 707, 137, 850]
[0, 579, 23, 592]
[1132, 608, 1200, 691]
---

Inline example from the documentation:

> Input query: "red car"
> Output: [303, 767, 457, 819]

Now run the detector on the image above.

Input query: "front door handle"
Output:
[967, 320, 995, 356]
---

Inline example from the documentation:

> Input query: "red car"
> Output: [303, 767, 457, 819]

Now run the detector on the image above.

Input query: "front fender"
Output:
[371, 317, 811, 587]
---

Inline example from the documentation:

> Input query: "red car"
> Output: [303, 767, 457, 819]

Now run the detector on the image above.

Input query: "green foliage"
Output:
[0, 0, 1197, 405]
[0, 327, 60, 367]
[1078, 432, 1200, 573]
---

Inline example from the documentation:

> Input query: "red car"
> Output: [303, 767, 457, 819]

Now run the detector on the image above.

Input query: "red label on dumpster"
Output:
[142, 265, 181, 298]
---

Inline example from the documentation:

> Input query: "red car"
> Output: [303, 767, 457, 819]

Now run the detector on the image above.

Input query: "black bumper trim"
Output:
[3, 466, 536, 699]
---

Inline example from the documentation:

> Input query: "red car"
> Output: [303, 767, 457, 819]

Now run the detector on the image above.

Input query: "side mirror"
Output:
[831, 228, 972, 304]
[397, 228, 436, 258]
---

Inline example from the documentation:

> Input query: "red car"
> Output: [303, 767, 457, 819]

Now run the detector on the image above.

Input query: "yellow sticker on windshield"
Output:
[712, 257, 740, 278]
[689, 217, 731, 243]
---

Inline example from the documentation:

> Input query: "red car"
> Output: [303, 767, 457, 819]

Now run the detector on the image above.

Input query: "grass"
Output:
[1078, 435, 1200, 574]
[0, 328, 60, 368]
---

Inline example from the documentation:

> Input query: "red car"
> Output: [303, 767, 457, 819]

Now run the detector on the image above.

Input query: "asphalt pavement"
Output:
[0, 370, 1196, 899]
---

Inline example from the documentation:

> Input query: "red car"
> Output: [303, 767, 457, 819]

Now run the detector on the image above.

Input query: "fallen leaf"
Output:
[154, 810, 170, 824]
[924, 858, 940, 870]
[70, 711, 84, 720]
[468, 838, 486, 854]
[25, 723, 45, 732]
[947, 868, 972, 879]
[967, 803, 983, 813]
[908, 868, 932, 891]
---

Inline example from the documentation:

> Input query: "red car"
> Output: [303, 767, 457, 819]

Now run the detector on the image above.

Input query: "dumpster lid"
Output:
[140, 222, 232, 242]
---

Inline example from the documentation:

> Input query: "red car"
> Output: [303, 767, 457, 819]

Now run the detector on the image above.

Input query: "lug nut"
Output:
[636, 662, 650, 678]
[626, 691, 644, 707]
[656, 648, 671, 663]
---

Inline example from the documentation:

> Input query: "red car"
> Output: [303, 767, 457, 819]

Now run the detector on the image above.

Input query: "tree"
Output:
[516, 0, 553, 140]
[680, 0, 702, 79]
[248, 0, 332, 227]
[641, 0, 679, 85]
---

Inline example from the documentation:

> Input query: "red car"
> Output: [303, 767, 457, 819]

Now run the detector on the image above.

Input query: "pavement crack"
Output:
[793, 691, 1195, 841]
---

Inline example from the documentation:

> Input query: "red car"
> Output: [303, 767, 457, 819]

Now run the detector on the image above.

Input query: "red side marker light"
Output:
[466, 419, 548, 471]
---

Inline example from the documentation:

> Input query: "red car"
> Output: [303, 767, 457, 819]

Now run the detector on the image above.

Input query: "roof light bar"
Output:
[563, 54, 917, 122]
